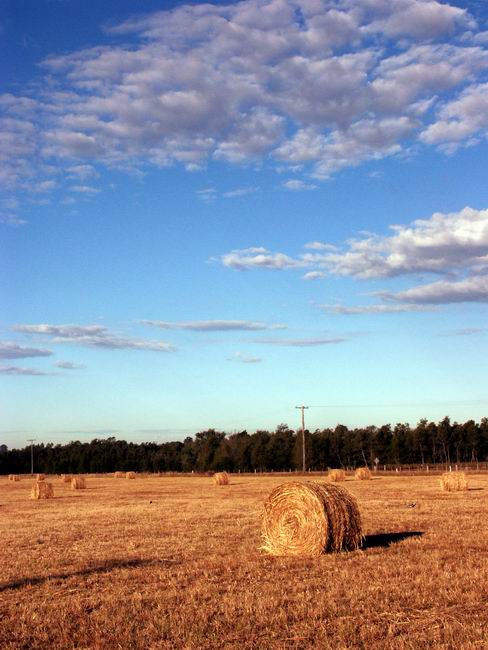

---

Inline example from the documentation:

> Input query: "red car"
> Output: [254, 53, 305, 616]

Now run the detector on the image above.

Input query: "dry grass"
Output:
[126, 472, 136, 480]
[214, 471, 230, 485]
[1, 472, 487, 649]
[31, 481, 54, 500]
[440, 471, 468, 492]
[355, 467, 372, 480]
[261, 481, 362, 556]
[114, 471, 125, 478]
[328, 468, 346, 482]
[71, 477, 86, 490]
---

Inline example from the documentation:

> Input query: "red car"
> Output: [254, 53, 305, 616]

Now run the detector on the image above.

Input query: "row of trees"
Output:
[2, 417, 488, 475]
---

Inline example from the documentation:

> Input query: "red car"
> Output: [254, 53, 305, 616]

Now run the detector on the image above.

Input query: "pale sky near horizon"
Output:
[2, 0, 488, 449]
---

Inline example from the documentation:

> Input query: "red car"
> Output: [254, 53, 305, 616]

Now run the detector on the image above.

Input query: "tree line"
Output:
[2, 417, 488, 475]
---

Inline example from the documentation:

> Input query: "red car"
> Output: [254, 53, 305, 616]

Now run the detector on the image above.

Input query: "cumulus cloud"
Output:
[0, 0, 487, 208]
[379, 274, 488, 304]
[0, 341, 53, 359]
[14, 323, 176, 352]
[140, 319, 286, 331]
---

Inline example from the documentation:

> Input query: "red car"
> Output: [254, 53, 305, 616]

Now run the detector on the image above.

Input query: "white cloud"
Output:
[282, 179, 318, 191]
[379, 274, 488, 304]
[319, 303, 437, 314]
[227, 352, 262, 363]
[70, 185, 100, 194]
[222, 186, 259, 198]
[221, 247, 304, 271]
[0, 341, 53, 359]
[14, 323, 176, 352]
[0, 365, 53, 376]
[1, 0, 487, 209]
[302, 271, 325, 280]
[252, 336, 348, 346]
[140, 319, 286, 331]
[54, 361, 86, 369]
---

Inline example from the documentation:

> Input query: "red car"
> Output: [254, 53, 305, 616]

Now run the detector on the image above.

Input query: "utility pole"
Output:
[27, 439, 36, 475]
[295, 406, 309, 473]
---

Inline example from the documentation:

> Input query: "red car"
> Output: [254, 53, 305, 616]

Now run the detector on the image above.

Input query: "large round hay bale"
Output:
[355, 467, 372, 480]
[328, 469, 346, 482]
[261, 481, 362, 556]
[126, 471, 136, 479]
[114, 471, 125, 478]
[214, 471, 230, 485]
[71, 476, 86, 490]
[31, 481, 54, 499]
[440, 471, 468, 492]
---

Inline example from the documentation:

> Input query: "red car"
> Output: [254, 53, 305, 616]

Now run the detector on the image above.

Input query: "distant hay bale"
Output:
[61, 474, 72, 483]
[8, 474, 20, 482]
[355, 467, 372, 480]
[214, 471, 230, 485]
[328, 469, 346, 482]
[71, 476, 86, 490]
[114, 471, 125, 478]
[440, 471, 468, 492]
[31, 481, 54, 500]
[126, 471, 136, 479]
[36, 474, 46, 481]
[261, 481, 362, 557]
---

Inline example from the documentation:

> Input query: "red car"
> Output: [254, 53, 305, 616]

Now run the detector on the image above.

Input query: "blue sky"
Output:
[2, 0, 488, 448]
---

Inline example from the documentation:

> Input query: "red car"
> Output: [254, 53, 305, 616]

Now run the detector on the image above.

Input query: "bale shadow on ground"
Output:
[0, 558, 174, 593]
[361, 531, 424, 549]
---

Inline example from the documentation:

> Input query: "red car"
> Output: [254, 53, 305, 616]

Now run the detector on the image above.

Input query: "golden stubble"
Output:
[0, 472, 487, 649]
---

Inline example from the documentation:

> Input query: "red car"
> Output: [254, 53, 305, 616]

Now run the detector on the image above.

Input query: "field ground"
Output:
[1, 473, 487, 649]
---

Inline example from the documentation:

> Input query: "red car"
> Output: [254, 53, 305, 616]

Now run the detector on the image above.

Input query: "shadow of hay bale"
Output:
[361, 531, 424, 549]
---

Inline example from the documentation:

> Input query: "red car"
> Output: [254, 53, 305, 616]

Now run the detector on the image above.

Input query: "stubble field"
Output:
[1, 472, 487, 649]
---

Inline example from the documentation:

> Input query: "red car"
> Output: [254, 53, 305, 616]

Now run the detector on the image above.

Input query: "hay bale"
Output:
[355, 467, 372, 480]
[114, 471, 125, 478]
[31, 481, 54, 499]
[8, 474, 20, 482]
[71, 476, 86, 490]
[126, 471, 136, 479]
[328, 469, 346, 482]
[61, 474, 72, 483]
[214, 471, 230, 485]
[440, 471, 468, 492]
[36, 474, 46, 481]
[261, 481, 362, 556]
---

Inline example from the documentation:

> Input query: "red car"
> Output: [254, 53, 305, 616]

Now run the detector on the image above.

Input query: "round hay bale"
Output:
[355, 467, 372, 480]
[440, 471, 468, 492]
[261, 481, 362, 556]
[71, 476, 86, 490]
[214, 471, 230, 485]
[61, 474, 72, 483]
[114, 471, 125, 478]
[9, 474, 20, 482]
[328, 469, 346, 482]
[36, 474, 46, 481]
[31, 481, 54, 499]
[126, 471, 136, 479]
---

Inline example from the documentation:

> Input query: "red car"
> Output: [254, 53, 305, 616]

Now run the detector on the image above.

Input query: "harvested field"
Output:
[1, 473, 487, 649]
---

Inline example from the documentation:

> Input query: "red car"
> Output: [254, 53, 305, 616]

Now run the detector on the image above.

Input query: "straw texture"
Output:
[440, 471, 468, 492]
[261, 481, 362, 557]
[328, 469, 346, 482]
[355, 467, 372, 480]
[31, 482, 54, 499]
[126, 471, 136, 479]
[214, 472, 230, 485]
[71, 477, 86, 490]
